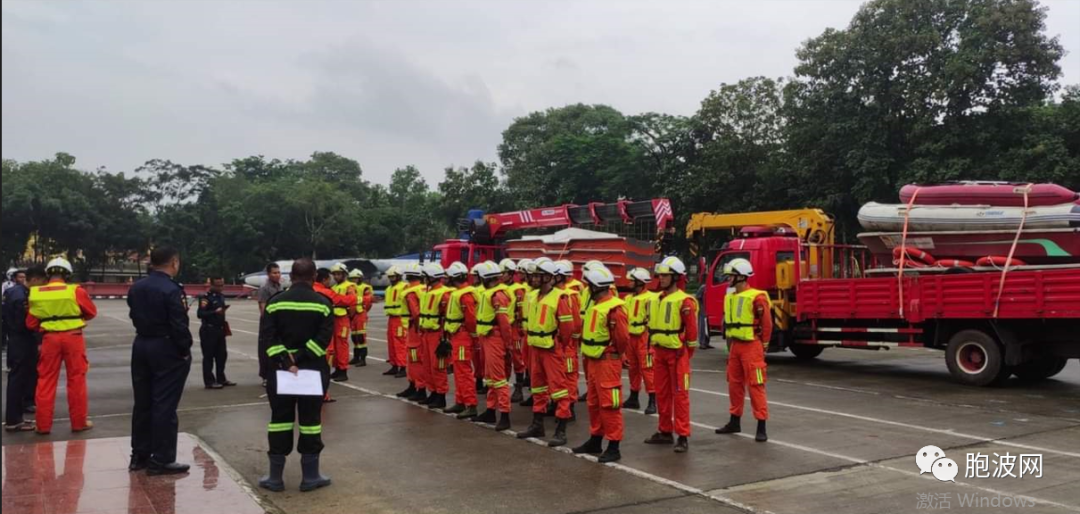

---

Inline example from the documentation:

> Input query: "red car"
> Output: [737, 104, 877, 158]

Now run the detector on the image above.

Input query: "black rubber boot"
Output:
[516, 413, 545, 439]
[348, 350, 361, 365]
[569, 403, 576, 422]
[674, 436, 689, 453]
[644, 393, 657, 415]
[476, 378, 488, 395]
[548, 419, 568, 447]
[394, 367, 407, 378]
[495, 412, 511, 431]
[331, 369, 348, 382]
[622, 391, 641, 410]
[715, 415, 741, 434]
[455, 405, 478, 420]
[578, 391, 587, 403]
[545, 402, 556, 417]
[357, 347, 368, 367]
[755, 420, 768, 442]
[382, 365, 398, 376]
[299, 454, 331, 492]
[511, 383, 524, 404]
[520, 395, 534, 407]
[644, 432, 674, 445]
[598, 441, 621, 463]
[472, 409, 497, 424]
[396, 382, 416, 398]
[258, 454, 286, 492]
[444, 403, 466, 414]
[408, 388, 428, 403]
[426, 393, 447, 410]
[571, 435, 603, 454]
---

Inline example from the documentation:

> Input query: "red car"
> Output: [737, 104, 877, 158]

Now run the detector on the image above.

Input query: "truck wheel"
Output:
[945, 330, 1010, 387]
[1013, 357, 1068, 381]
[789, 344, 825, 360]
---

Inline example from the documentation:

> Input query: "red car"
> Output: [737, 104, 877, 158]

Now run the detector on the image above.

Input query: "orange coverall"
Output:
[482, 291, 514, 413]
[449, 290, 478, 407]
[530, 294, 577, 420]
[585, 303, 630, 442]
[727, 294, 773, 421]
[653, 294, 697, 437]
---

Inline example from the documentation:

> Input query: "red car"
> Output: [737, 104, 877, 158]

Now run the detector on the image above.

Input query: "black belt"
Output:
[582, 338, 610, 346]
[650, 329, 680, 335]
[419, 314, 441, 319]
[40, 315, 83, 322]
[527, 330, 556, 337]
[445, 317, 464, 322]
[726, 323, 752, 328]
[630, 322, 646, 327]
[477, 320, 495, 326]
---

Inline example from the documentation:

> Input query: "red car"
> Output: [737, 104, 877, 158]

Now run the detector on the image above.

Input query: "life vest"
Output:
[476, 286, 509, 337]
[444, 285, 477, 334]
[29, 284, 85, 332]
[624, 290, 659, 336]
[724, 288, 769, 342]
[331, 282, 354, 317]
[385, 282, 407, 317]
[526, 288, 564, 349]
[581, 295, 625, 359]
[648, 290, 697, 349]
[353, 283, 374, 313]
[400, 282, 426, 329]
[419, 284, 451, 331]
[507, 282, 529, 324]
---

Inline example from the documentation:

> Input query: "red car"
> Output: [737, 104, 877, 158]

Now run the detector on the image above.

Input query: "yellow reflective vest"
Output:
[581, 295, 625, 359]
[400, 282, 426, 329]
[331, 282, 355, 317]
[526, 288, 565, 349]
[353, 283, 374, 313]
[444, 285, 477, 334]
[724, 288, 769, 342]
[648, 290, 697, 349]
[419, 284, 451, 331]
[624, 290, 659, 336]
[29, 284, 85, 332]
[476, 286, 509, 337]
[385, 281, 407, 317]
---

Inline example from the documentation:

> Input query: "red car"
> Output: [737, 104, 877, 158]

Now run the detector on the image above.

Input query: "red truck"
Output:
[687, 209, 1080, 386]
[432, 199, 674, 289]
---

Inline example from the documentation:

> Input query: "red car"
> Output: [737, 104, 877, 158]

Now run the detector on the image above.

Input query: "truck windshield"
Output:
[712, 252, 751, 285]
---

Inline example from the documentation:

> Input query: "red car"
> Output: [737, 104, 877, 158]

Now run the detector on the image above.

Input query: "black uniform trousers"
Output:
[266, 361, 329, 456]
[5, 334, 38, 425]
[199, 326, 228, 386]
[131, 335, 191, 464]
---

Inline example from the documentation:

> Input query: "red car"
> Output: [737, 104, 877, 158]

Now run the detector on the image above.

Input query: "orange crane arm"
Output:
[685, 209, 835, 256]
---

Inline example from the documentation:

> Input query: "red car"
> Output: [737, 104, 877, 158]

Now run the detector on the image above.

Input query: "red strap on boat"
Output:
[897, 187, 921, 317]
[993, 184, 1032, 318]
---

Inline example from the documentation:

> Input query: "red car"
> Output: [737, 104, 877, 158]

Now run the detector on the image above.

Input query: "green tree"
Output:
[437, 161, 509, 228]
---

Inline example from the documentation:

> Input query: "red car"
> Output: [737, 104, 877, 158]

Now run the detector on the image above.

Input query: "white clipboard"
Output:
[275, 370, 324, 396]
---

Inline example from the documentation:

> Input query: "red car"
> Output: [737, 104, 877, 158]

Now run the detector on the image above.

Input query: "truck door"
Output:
[704, 251, 750, 333]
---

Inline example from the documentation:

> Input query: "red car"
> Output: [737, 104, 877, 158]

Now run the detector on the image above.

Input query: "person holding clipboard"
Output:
[258, 258, 335, 493]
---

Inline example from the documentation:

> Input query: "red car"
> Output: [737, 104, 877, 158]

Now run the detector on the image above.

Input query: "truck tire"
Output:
[945, 330, 1010, 387]
[1013, 357, 1069, 381]
[789, 344, 825, 360]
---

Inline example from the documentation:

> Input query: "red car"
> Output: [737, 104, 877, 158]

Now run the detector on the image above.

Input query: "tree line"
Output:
[3, 0, 1078, 282]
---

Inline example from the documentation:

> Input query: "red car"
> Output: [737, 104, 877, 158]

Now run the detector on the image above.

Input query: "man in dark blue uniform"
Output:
[258, 258, 334, 493]
[127, 246, 192, 475]
[4, 267, 45, 431]
[196, 277, 235, 389]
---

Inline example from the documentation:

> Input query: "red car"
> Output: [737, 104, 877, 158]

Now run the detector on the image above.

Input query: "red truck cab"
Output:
[701, 227, 799, 332]
[431, 240, 503, 270]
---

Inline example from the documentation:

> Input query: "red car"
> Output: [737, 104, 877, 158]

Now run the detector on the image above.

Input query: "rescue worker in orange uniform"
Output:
[577, 260, 617, 405]
[715, 258, 772, 442]
[26, 257, 97, 434]
[417, 263, 451, 409]
[516, 258, 577, 447]
[518, 259, 543, 407]
[441, 262, 479, 419]
[348, 269, 374, 367]
[470, 261, 514, 432]
[572, 264, 630, 463]
[313, 268, 355, 403]
[382, 266, 408, 377]
[499, 258, 529, 403]
[554, 260, 582, 410]
[643, 256, 698, 453]
[622, 267, 658, 415]
[395, 264, 428, 401]
[472, 272, 487, 396]
[328, 263, 357, 382]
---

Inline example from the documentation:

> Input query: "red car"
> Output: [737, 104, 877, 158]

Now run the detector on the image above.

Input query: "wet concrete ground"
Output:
[3, 300, 1078, 514]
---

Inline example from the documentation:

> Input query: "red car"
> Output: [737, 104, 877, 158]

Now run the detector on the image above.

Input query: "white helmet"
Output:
[422, 262, 446, 279]
[46, 257, 73, 275]
[654, 256, 686, 276]
[723, 257, 754, 278]
[446, 261, 469, 278]
[535, 258, 559, 276]
[627, 267, 651, 284]
[348, 269, 364, 279]
[330, 262, 348, 274]
[517, 258, 535, 274]
[386, 265, 402, 277]
[403, 262, 423, 277]
[498, 258, 517, 272]
[582, 260, 604, 272]
[583, 265, 616, 288]
[555, 259, 574, 277]
[6, 268, 18, 279]
[473, 260, 502, 280]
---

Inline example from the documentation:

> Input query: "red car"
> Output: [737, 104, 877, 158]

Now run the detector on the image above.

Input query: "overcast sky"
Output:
[3, 0, 1078, 186]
